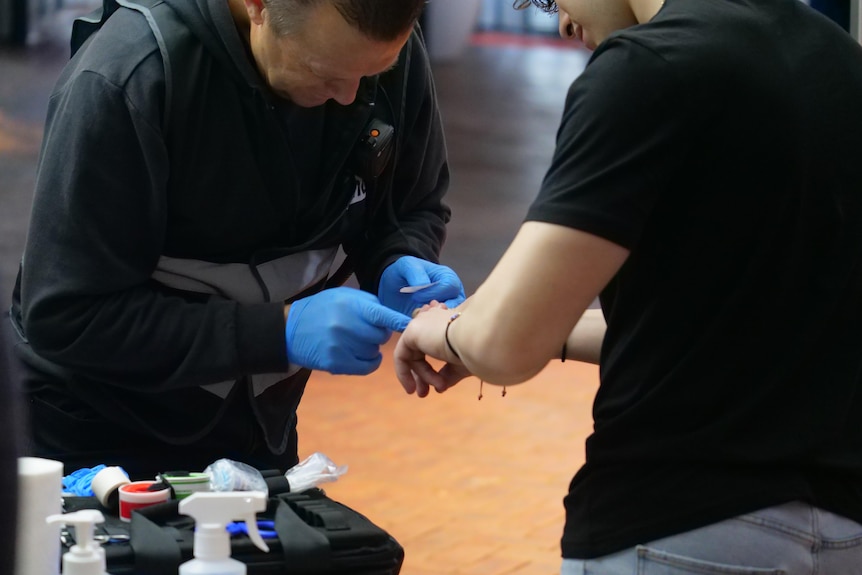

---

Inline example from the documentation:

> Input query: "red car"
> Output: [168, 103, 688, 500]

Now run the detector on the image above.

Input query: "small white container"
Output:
[15, 456, 64, 575]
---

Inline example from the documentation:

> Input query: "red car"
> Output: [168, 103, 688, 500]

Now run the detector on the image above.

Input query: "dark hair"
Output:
[264, 0, 425, 41]
[513, 0, 558, 14]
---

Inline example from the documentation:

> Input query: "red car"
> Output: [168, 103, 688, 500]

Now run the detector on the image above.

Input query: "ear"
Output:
[558, 10, 575, 39]
[243, 0, 265, 25]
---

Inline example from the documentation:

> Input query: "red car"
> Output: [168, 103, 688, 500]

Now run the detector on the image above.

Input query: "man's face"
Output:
[247, 1, 410, 107]
[556, 0, 637, 50]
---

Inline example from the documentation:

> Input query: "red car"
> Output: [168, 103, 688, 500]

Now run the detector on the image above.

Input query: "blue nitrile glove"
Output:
[227, 520, 278, 539]
[286, 287, 410, 375]
[378, 256, 466, 317]
[63, 465, 107, 496]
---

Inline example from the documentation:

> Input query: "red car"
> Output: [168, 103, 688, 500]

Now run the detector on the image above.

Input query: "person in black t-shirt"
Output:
[392, 0, 862, 572]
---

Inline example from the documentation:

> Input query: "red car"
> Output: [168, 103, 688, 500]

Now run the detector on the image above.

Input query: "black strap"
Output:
[274, 499, 333, 573]
[70, 0, 192, 138]
[116, 0, 174, 135]
[130, 502, 184, 575]
[264, 474, 292, 495]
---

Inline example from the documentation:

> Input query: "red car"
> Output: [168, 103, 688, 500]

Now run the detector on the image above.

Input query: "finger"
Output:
[395, 357, 442, 398]
[350, 340, 386, 363]
[425, 265, 457, 282]
[393, 325, 439, 395]
[394, 361, 418, 394]
[399, 258, 433, 288]
[411, 300, 444, 318]
[331, 353, 383, 376]
[412, 283, 462, 306]
[437, 363, 472, 391]
[393, 341, 421, 393]
[409, 268, 463, 304]
[356, 354, 383, 375]
[361, 302, 411, 332]
[409, 359, 450, 396]
[414, 371, 430, 398]
[349, 322, 393, 347]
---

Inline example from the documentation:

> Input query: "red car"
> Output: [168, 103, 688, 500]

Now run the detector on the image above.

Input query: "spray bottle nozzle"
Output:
[179, 491, 270, 561]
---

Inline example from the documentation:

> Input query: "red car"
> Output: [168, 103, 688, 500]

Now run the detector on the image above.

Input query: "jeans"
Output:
[561, 501, 862, 574]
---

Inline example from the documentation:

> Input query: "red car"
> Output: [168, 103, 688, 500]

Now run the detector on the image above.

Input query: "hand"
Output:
[378, 256, 466, 317]
[393, 306, 472, 397]
[286, 287, 410, 375]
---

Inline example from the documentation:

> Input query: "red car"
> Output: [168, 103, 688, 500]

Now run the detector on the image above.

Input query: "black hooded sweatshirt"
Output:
[8, 0, 450, 477]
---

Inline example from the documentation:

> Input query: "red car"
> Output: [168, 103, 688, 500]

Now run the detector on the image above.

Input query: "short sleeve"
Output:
[526, 38, 691, 249]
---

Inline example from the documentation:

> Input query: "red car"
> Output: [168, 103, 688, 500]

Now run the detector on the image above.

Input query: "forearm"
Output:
[21, 276, 287, 388]
[444, 223, 627, 385]
[563, 307, 606, 365]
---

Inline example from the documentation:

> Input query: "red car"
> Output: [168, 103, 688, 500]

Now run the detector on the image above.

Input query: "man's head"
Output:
[516, 0, 643, 51]
[239, 0, 424, 107]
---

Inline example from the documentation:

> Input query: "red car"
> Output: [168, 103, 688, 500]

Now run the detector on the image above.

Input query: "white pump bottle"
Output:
[178, 491, 270, 575]
[45, 509, 111, 575]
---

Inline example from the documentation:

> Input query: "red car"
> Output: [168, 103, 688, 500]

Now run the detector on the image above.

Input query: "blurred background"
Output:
[1, 1, 858, 574]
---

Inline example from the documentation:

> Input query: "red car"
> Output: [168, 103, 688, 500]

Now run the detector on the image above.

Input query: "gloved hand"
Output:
[285, 287, 410, 375]
[378, 255, 466, 317]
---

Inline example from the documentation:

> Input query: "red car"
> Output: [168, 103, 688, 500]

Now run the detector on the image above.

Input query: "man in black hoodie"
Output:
[0, 303, 20, 575]
[7, 0, 463, 479]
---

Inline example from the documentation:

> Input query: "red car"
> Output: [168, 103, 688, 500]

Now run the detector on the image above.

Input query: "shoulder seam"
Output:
[70, 68, 164, 137]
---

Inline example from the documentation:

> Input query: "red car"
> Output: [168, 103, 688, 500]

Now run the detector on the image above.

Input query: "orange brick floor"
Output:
[297, 339, 599, 575]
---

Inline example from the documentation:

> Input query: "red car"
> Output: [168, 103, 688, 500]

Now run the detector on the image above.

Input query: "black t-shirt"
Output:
[526, 0, 862, 559]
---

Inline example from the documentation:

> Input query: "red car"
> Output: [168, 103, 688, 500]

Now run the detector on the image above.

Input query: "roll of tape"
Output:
[91, 466, 131, 510]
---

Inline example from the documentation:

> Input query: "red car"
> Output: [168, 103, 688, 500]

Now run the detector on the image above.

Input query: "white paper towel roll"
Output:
[15, 457, 63, 575]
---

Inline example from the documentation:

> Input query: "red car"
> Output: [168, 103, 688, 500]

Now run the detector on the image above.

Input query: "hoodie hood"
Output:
[163, 0, 265, 90]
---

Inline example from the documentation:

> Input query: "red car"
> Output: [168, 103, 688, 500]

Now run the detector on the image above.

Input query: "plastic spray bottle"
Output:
[178, 491, 270, 575]
[45, 509, 111, 575]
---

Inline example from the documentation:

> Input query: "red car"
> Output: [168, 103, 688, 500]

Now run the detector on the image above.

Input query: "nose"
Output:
[329, 78, 360, 106]
[558, 11, 575, 39]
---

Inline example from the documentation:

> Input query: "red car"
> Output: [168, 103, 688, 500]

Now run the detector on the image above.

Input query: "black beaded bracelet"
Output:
[445, 312, 461, 359]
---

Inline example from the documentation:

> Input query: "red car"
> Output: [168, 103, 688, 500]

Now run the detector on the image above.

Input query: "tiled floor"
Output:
[298, 348, 599, 575]
[1, 9, 596, 574]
